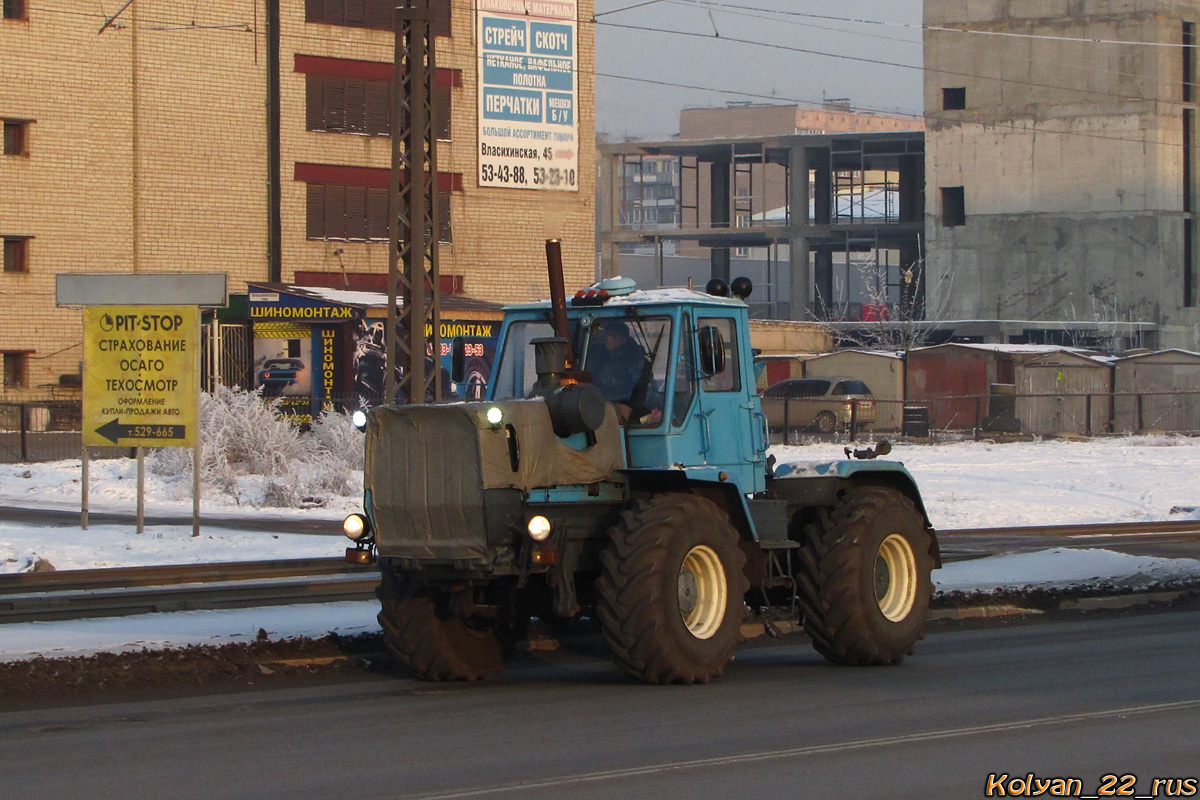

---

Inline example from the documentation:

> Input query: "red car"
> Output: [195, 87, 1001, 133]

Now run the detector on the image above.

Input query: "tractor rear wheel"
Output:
[596, 494, 749, 684]
[796, 486, 934, 665]
[376, 570, 504, 681]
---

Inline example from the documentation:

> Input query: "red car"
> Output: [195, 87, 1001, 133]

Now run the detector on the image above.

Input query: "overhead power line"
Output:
[656, 0, 1159, 90]
[24, 1, 1200, 150]
[592, 18, 1192, 114]
[662, 0, 1200, 49]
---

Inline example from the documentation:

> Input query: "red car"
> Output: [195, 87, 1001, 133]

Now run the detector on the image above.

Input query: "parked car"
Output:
[761, 376, 877, 434]
[258, 358, 306, 396]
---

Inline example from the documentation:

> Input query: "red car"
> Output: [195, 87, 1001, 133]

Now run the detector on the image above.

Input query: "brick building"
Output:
[0, 0, 595, 400]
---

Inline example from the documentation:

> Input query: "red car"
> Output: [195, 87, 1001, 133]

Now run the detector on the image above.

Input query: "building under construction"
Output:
[598, 127, 926, 324]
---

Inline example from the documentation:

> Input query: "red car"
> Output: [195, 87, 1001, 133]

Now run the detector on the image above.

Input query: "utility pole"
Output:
[387, 0, 442, 405]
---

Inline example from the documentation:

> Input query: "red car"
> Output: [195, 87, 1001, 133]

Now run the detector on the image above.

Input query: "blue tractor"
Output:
[344, 270, 939, 684]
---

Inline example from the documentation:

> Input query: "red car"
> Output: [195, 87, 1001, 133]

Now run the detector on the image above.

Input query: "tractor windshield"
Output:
[490, 319, 559, 400]
[582, 316, 671, 427]
[490, 316, 672, 427]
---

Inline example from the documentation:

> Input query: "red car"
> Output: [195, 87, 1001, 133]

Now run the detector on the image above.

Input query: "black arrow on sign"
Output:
[95, 419, 187, 444]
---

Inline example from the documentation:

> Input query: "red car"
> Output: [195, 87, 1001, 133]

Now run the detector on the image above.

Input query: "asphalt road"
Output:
[1, 610, 1197, 800]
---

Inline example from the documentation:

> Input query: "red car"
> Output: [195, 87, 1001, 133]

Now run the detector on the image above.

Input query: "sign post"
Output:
[58, 273, 225, 537]
[82, 305, 201, 535]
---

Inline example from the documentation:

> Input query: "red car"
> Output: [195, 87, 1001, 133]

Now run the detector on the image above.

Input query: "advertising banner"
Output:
[477, 0, 579, 191]
[83, 306, 199, 447]
[353, 319, 499, 406]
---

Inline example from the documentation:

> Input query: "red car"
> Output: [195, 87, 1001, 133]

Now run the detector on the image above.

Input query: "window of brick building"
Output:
[297, 163, 457, 244]
[305, 184, 452, 243]
[305, 0, 450, 38]
[2, 352, 27, 389]
[2, 0, 26, 20]
[305, 74, 450, 139]
[306, 184, 391, 241]
[3, 119, 29, 155]
[3, 236, 29, 272]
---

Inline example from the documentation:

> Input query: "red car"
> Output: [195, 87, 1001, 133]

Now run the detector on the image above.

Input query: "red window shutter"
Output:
[434, 83, 451, 140]
[437, 192, 452, 243]
[433, 1, 451, 39]
[345, 78, 368, 133]
[305, 75, 325, 131]
[364, 0, 390, 30]
[324, 185, 347, 239]
[306, 185, 326, 239]
[325, 76, 347, 131]
[367, 187, 390, 241]
[345, 0, 366, 26]
[365, 81, 390, 135]
[304, 0, 325, 24]
[329, 0, 346, 24]
[345, 186, 368, 240]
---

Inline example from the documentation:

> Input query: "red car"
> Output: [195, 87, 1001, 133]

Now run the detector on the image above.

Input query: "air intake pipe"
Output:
[530, 336, 607, 438]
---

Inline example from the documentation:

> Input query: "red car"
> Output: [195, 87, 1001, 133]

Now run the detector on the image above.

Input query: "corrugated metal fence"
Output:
[760, 390, 1200, 444]
[5, 390, 1200, 463]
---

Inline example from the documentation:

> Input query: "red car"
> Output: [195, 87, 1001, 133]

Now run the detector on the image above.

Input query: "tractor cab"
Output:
[479, 277, 768, 495]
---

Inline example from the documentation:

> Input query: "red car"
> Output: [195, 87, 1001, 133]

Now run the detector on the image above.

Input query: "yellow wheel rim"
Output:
[678, 545, 728, 639]
[874, 533, 918, 622]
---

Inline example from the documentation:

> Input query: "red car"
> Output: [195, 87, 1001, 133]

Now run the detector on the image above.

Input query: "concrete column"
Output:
[596, 150, 618, 280]
[710, 153, 731, 283]
[787, 145, 812, 320]
[814, 249, 833, 318]
[812, 148, 831, 226]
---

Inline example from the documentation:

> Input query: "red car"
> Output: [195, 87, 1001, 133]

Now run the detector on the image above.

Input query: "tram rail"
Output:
[2, 520, 1199, 623]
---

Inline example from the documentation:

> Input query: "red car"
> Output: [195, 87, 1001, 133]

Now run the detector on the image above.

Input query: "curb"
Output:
[930, 604, 1041, 620]
[930, 589, 1194, 619]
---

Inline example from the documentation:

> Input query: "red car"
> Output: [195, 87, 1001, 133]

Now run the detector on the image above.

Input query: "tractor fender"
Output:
[770, 459, 941, 566]
[620, 468, 757, 542]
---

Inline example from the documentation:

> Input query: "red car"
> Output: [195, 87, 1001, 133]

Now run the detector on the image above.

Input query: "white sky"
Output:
[2, 434, 1199, 662]
[593, 0, 925, 139]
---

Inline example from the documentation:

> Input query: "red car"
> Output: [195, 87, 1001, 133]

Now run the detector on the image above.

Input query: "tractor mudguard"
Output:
[770, 459, 940, 567]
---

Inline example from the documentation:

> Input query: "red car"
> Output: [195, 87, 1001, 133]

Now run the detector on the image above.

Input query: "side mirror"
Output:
[697, 325, 725, 378]
[451, 338, 466, 384]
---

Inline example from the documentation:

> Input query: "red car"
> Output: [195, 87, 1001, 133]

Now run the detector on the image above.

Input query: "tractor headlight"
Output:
[351, 409, 368, 430]
[485, 406, 504, 427]
[343, 513, 371, 542]
[527, 515, 552, 542]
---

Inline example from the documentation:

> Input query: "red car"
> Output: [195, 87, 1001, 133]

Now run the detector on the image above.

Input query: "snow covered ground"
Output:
[1, 435, 1199, 662]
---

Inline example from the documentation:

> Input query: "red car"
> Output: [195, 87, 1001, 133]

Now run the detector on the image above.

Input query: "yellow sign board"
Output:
[83, 306, 199, 447]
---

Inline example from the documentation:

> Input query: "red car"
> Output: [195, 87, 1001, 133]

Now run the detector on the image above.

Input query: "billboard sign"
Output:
[83, 306, 199, 447]
[477, 0, 579, 191]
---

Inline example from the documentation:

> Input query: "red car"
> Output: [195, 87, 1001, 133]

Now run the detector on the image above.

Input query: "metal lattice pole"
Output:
[388, 0, 441, 405]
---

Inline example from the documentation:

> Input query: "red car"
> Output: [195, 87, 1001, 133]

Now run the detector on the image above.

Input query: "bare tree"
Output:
[811, 252, 953, 353]
[1062, 293, 1151, 354]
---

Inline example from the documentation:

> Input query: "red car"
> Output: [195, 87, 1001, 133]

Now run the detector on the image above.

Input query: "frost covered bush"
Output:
[309, 407, 366, 471]
[200, 385, 310, 478]
[150, 386, 364, 507]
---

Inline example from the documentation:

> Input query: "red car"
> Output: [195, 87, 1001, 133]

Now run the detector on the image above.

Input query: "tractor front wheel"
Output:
[797, 486, 934, 665]
[377, 570, 505, 681]
[597, 494, 749, 684]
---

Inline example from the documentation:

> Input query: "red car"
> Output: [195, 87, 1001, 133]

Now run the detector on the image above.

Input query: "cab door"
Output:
[689, 312, 766, 493]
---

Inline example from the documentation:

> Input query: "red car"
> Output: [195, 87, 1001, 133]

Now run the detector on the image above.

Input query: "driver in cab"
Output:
[588, 320, 662, 425]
